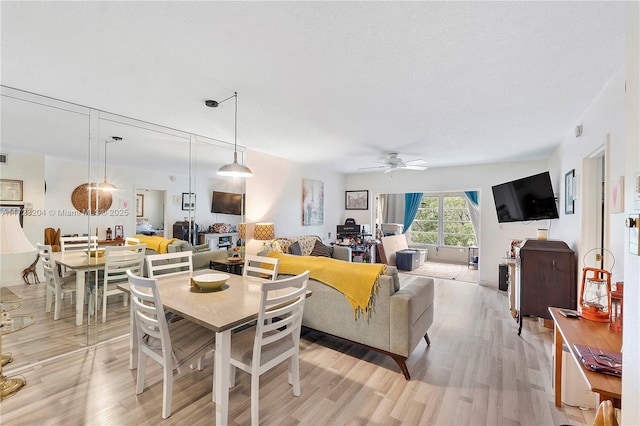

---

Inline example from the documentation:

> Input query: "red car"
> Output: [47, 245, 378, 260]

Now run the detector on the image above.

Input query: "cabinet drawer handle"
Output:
[552, 260, 557, 270]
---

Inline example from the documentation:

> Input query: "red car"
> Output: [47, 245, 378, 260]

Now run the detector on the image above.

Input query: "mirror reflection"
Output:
[0, 86, 244, 371]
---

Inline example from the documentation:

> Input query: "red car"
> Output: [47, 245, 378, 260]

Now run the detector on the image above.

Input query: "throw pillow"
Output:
[288, 241, 303, 256]
[310, 239, 333, 257]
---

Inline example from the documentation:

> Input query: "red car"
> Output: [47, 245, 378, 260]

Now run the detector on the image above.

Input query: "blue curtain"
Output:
[465, 191, 478, 206]
[403, 193, 423, 232]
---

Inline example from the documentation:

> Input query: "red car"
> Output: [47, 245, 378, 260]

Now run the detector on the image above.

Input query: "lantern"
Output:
[114, 225, 124, 240]
[579, 267, 611, 321]
[609, 282, 623, 333]
[579, 248, 615, 322]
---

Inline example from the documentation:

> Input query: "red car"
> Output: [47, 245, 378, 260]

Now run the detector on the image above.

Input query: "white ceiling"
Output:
[0, 1, 628, 174]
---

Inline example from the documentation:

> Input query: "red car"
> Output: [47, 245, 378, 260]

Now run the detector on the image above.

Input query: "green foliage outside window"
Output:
[410, 195, 477, 247]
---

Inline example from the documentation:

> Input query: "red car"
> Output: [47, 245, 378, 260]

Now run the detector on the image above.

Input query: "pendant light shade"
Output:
[206, 92, 253, 178]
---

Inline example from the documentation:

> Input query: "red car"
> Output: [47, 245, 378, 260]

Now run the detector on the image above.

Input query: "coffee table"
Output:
[210, 258, 244, 275]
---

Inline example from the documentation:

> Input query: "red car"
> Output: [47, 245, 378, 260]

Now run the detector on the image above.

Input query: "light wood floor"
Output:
[1, 276, 595, 425]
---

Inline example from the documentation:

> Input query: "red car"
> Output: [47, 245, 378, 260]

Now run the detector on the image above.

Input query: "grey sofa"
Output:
[271, 236, 434, 380]
[301, 265, 434, 380]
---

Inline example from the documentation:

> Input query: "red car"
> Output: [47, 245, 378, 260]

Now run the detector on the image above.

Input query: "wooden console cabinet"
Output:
[516, 239, 576, 335]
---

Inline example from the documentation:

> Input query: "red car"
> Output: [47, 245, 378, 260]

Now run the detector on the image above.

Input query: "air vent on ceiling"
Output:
[0, 153, 7, 164]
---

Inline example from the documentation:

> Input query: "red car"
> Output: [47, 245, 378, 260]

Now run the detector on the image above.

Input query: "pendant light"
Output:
[98, 136, 121, 191]
[206, 92, 253, 178]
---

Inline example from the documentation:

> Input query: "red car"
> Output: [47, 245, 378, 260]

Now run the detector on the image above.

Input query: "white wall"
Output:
[245, 150, 345, 252]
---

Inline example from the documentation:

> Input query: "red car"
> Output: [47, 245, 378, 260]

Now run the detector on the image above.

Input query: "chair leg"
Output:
[102, 286, 108, 323]
[290, 354, 301, 396]
[162, 363, 173, 419]
[251, 373, 260, 426]
[54, 288, 61, 321]
[229, 365, 236, 388]
[136, 353, 147, 395]
[45, 287, 53, 313]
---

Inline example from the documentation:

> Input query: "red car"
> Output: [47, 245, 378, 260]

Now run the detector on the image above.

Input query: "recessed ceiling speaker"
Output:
[575, 124, 583, 138]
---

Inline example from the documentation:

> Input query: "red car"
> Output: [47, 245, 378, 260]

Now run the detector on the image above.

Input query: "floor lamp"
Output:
[0, 213, 36, 400]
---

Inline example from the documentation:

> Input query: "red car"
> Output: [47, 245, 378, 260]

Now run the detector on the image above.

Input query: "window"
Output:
[410, 194, 476, 247]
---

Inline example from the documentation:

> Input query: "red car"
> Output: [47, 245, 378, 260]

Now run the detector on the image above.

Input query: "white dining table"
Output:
[118, 270, 310, 425]
[51, 251, 105, 326]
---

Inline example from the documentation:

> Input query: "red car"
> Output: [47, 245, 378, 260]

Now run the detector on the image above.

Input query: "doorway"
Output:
[134, 188, 166, 237]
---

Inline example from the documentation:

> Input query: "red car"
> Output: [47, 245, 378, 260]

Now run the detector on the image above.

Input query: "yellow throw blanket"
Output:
[134, 235, 176, 254]
[267, 252, 386, 319]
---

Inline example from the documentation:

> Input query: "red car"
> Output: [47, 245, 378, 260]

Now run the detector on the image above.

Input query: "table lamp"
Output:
[254, 223, 275, 252]
[0, 213, 36, 400]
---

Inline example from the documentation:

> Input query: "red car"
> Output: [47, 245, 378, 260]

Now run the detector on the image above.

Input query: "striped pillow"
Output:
[310, 239, 333, 257]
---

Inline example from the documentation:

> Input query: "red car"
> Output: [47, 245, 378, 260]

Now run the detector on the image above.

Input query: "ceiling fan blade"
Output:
[384, 167, 395, 174]
[357, 165, 388, 170]
[404, 159, 427, 166]
[403, 165, 427, 171]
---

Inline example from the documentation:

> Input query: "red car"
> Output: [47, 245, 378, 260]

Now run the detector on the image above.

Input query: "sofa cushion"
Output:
[385, 265, 400, 292]
[192, 243, 210, 253]
[288, 241, 302, 256]
[310, 239, 333, 257]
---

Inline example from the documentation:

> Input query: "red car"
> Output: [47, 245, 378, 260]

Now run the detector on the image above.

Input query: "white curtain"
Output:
[464, 191, 480, 244]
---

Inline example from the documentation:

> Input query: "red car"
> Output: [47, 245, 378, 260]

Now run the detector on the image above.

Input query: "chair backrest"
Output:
[243, 254, 279, 281]
[126, 271, 172, 360]
[60, 236, 98, 252]
[104, 245, 146, 287]
[252, 271, 309, 367]
[125, 237, 141, 245]
[37, 243, 59, 285]
[146, 251, 193, 278]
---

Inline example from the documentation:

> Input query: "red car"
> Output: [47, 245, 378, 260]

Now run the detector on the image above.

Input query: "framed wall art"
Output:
[302, 179, 324, 226]
[565, 169, 574, 215]
[0, 179, 23, 201]
[182, 193, 196, 211]
[345, 190, 369, 210]
[135, 194, 144, 217]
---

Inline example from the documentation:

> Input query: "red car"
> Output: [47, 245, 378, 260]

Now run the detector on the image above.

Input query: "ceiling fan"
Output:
[358, 153, 428, 173]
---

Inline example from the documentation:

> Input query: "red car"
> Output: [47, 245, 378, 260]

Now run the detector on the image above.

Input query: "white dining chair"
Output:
[59, 236, 98, 277]
[38, 243, 77, 320]
[126, 270, 216, 419]
[125, 236, 141, 245]
[146, 251, 193, 278]
[243, 254, 279, 281]
[94, 244, 146, 323]
[229, 270, 310, 425]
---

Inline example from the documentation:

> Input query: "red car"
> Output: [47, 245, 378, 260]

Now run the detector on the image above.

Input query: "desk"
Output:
[51, 251, 105, 326]
[548, 307, 622, 408]
[119, 271, 311, 425]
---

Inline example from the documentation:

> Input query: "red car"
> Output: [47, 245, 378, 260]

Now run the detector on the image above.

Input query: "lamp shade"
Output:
[254, 223, 274, 241]
[0, 214, 36, 254]
[237, 223, 246, 239]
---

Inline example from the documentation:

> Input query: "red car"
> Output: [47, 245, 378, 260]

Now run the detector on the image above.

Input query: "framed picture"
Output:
[565, 170, 574, 215]
[0, 179, 23, 201]
[182, 193, 196, 211]
[135, 194, 144, 217]
[302, 179, 324, 226]
[0, 204, 24, 227]
[345, 190, 369, 210]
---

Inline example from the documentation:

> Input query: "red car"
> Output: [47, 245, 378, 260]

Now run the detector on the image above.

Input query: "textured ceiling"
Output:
[0, 1, 628, 174]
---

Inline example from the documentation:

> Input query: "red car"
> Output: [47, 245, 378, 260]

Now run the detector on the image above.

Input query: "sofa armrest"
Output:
[331, 245, 352, 262]
[389, 277, 434, 357]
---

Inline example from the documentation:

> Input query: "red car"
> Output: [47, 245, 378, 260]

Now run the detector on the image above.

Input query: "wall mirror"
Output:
[0, 86, 243, 372]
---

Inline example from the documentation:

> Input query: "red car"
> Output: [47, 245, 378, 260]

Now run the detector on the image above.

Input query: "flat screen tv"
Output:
[211, 191, 243, 215]
[491, 171, 559, 223]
